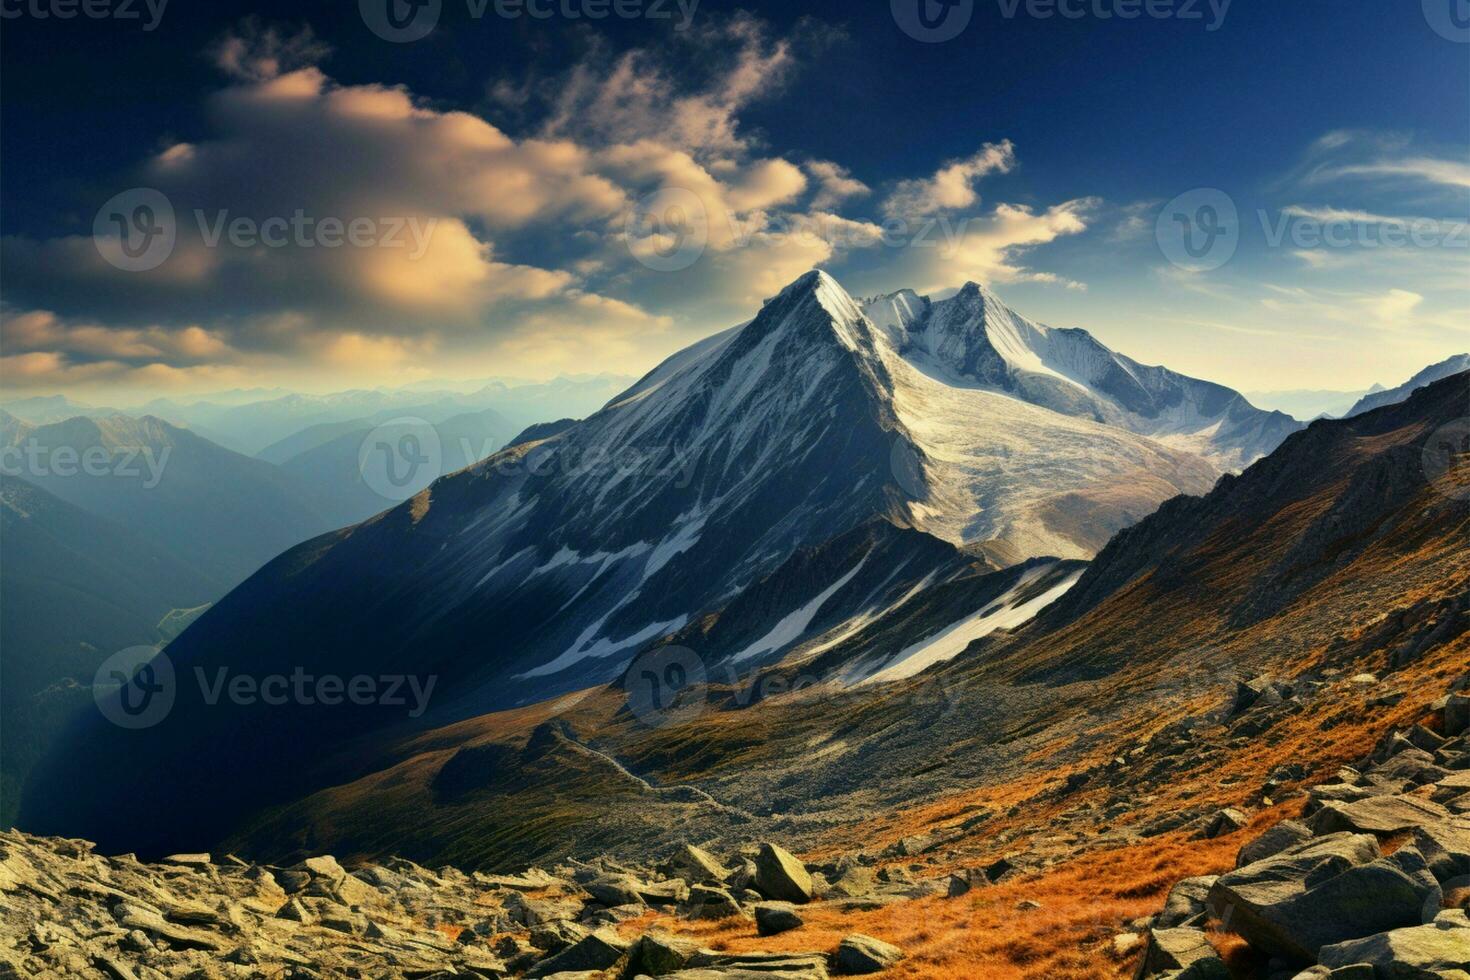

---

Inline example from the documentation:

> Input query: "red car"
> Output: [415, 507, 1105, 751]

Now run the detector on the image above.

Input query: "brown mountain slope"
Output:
[213, 373, 1469, 895]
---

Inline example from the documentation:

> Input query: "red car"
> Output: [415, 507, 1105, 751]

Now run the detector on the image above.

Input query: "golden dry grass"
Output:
[624, 824, 1269, 979]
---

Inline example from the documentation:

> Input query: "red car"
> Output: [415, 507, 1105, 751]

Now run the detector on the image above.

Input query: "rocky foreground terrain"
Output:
[4, 679, 1468, 979]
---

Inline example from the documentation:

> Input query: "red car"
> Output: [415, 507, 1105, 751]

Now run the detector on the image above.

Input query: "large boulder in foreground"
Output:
[754, 843, 814, 904]
[1208, 833, 1438, 961]
[1317, 911, 1470, 978]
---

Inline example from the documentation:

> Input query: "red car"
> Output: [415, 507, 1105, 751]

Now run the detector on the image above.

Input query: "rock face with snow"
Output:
[23, 271, 1281, 857]
[863, 283, 1302, 472]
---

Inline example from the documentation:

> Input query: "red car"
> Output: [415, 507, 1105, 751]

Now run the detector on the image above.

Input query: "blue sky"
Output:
[2, 0, 1466, 398]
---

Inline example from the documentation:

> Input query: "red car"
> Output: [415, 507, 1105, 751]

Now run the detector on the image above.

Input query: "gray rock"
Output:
[1406, 818, 1470, 883]
[1318, 915, 1470, 978]
[529, 919, 590, 953]
[1158, 876, 1219, 929]
[1449, 694, 1470, 737]
[1210, 834, 1440, 962]
[755, 902, 803, 937]
[833, 934, 904, 974]
[754, 844, 813, 905]
[1204, 809, 1249, 839]
[1133, 927, 1223, 979]
[298, 855, 346, 883]
[1238, 821, 1314, 869]
[684, 884, 745, 921]
[582, 873, 646, 908]
[525, 930, 630, 977]
[628, 932, 700, 975]
[670, 844, 731, 884]
[1309, 796, 1453, 836]
[1211, 840, 1440, 963]
[685, 949, 832, 978]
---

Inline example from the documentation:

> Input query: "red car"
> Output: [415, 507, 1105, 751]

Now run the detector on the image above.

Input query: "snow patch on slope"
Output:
[729, 555, 870, 664]
[854, 563, 1083, 685]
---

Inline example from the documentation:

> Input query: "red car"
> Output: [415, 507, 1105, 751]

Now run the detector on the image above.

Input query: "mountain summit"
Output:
[863, 281, 1301, 470]
[23, 271, 1301, 856]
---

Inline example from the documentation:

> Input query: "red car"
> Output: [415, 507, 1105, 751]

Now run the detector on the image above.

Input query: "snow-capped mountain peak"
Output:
[860, 281, 1301, 470]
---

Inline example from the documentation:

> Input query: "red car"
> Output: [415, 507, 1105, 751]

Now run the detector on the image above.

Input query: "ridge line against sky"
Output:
[0, 3, 1466, 398]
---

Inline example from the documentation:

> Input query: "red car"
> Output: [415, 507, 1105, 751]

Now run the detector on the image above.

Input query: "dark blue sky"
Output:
[6, 1, 1464, 233]
[2, 1, 1466, 395]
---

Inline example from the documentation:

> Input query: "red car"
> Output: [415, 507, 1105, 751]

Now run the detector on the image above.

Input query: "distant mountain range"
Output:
[1345, 353, 1469, 418]
[0, 395, 567, 821]
[18, 270, 1331, 855]
[1, 376, 633, 457]
[1, 413, 328, 589]
[1243, 386, 1384, 421]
